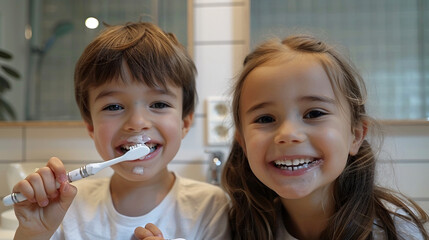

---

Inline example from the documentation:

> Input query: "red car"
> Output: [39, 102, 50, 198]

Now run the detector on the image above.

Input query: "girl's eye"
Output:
[254, 115, 275, 124]
[151, 102, 170, 109]
[103, 104, 123, 111]
[304, 110, 326, 119]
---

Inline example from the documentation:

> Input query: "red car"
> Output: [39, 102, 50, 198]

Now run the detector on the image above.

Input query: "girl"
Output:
[222, 34, 429, 239]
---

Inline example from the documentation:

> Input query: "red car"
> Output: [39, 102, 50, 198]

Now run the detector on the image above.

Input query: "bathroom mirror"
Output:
[250, 0, 429, 120]
[1, 0, 191, 121]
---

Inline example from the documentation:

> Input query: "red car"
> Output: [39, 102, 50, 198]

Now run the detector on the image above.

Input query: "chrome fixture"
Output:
[206, 151, 224, 185]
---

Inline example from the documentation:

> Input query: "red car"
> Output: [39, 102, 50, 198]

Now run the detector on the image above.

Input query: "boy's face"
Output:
[85, 78, 193, 182]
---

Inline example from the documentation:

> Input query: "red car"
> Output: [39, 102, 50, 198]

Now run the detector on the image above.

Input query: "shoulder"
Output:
[171, 175, 231, 239]
[172, 175, 229, 213]
[70, 178, 111, 205]
[373, 201, 427, 240]
[175, 175, 228, 199]
[72, 177, 110, 192]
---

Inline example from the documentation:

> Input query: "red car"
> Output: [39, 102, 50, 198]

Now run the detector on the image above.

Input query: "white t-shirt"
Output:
[276, 203, 427, 239]
[51, 174, 231, 240]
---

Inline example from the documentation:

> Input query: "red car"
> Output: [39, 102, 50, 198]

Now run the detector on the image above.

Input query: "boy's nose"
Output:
[124, 110, 152, 132]
[274, 120, 306, 144]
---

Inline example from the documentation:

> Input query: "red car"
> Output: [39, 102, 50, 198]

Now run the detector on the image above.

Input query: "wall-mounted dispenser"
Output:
[205, 96, 233, 146]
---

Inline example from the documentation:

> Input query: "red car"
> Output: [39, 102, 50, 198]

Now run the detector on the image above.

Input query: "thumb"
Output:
[58, 182, 77, 211]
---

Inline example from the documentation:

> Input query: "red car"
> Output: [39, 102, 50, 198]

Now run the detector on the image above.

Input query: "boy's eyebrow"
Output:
[94, 90, 119, 101]
[244, 95, 336, 115]
[153, 86, 177, 98]
[94, 86, 178, 102]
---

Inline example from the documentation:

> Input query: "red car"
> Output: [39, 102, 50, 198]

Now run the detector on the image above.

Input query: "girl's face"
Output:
[238, 55, 364, 201]
[85, 78, 192, 183]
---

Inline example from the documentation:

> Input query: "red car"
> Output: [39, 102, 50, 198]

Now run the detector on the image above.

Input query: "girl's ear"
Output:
[235, 130, 247, 155]
[349, 120, 368, 156]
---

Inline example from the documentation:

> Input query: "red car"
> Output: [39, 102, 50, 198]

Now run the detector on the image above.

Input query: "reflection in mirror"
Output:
[25, 0, 189, 120]
[251, 0, 428, 120]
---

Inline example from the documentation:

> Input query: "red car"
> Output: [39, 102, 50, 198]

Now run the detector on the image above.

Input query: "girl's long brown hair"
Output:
[222, 35, 429, 240]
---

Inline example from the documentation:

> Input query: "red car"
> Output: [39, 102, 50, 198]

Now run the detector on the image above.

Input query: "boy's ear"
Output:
[84, 121, 95, 140]
[349, 120, 368, 156]
[181, 113, 194, 138]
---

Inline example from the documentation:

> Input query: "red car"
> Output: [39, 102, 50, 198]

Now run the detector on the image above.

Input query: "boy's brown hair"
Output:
[74, 21, 197, 124]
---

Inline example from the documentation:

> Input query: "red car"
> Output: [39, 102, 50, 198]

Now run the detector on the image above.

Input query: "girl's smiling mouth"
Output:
[272, 158, 322, 171]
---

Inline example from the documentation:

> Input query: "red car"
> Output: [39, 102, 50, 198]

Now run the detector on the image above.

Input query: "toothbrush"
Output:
[2, 144, 150, 206]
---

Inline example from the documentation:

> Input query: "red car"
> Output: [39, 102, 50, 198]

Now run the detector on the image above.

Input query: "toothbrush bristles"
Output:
[130, 143, 143, 150]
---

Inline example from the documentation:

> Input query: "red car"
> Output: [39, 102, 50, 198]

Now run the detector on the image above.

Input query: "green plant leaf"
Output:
[0, 49, 12, 60]
[0, 74, 11, 93]
[0, 97, 16, 120]
[0, 108, 5, 120]
[1, 65, 20, 79]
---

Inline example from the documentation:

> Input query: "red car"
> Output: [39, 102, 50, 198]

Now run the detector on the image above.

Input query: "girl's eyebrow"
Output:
[244, 102, 272, 115]
[300, 95, 336, 104]
[244, 95, 336, 115]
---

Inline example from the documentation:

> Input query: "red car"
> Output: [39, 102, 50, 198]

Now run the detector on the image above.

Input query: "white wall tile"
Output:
[194, 44, 247, 113]
[25, 127, 100, 162]
[195, 4, 247, 42]
[416, 201, 429, 215]
[195, 0, 244, 4]
[376, 162, 429, 198]
[379, 125, 429, 161]
[168, 162, 208, 182]
[0, 127, 23, 162]
[175, 116, 207, 160]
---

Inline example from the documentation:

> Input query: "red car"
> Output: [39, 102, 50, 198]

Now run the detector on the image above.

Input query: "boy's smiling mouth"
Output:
[273, 158, 321, 171]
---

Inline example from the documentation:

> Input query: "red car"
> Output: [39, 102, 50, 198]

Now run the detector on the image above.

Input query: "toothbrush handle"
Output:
[2, 166, 92, 206]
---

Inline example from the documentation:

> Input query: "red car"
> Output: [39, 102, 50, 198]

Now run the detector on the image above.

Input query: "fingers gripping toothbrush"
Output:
[2, 144, 150, 206]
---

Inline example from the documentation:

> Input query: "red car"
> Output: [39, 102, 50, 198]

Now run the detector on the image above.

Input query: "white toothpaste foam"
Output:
[132, 166, 144, 175]
[127, 135, 151, 144]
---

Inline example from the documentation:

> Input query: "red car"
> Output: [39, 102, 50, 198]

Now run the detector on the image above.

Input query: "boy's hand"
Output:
[134, 223, 164, 240]
[12, 157, 77, 240]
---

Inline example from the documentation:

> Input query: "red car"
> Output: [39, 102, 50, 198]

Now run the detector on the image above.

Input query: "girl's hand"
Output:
[12, 157, 77, 240]
[134, 223, 164, 240]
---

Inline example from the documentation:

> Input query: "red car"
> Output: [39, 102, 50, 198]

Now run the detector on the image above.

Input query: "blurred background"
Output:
[0, 1, 428, 237]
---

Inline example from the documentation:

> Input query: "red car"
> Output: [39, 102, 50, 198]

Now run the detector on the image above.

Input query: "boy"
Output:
[12, 22, 230, 240]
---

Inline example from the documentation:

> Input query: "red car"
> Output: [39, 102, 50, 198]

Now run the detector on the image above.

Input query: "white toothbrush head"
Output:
[123, 144, 150, 160]
[86, 143, 151, 175]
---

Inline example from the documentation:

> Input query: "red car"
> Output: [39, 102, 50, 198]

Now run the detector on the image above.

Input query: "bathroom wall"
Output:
[1, 0, 429, 217]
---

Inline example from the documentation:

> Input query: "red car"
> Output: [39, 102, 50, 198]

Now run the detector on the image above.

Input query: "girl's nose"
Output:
[123, 109, 151, 132]
[274, 120, 306, 144]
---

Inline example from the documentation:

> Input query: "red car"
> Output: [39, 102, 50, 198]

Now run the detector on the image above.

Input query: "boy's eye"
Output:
[304, 110, 326, 119]
[254, 115, 275, 124]
[103, 104, 124, 111]
[150, 102, 170, 109]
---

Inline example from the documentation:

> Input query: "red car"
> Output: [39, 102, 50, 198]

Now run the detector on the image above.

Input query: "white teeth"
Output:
[274, 158, 316, 170]
[275, 158, 312, 166]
